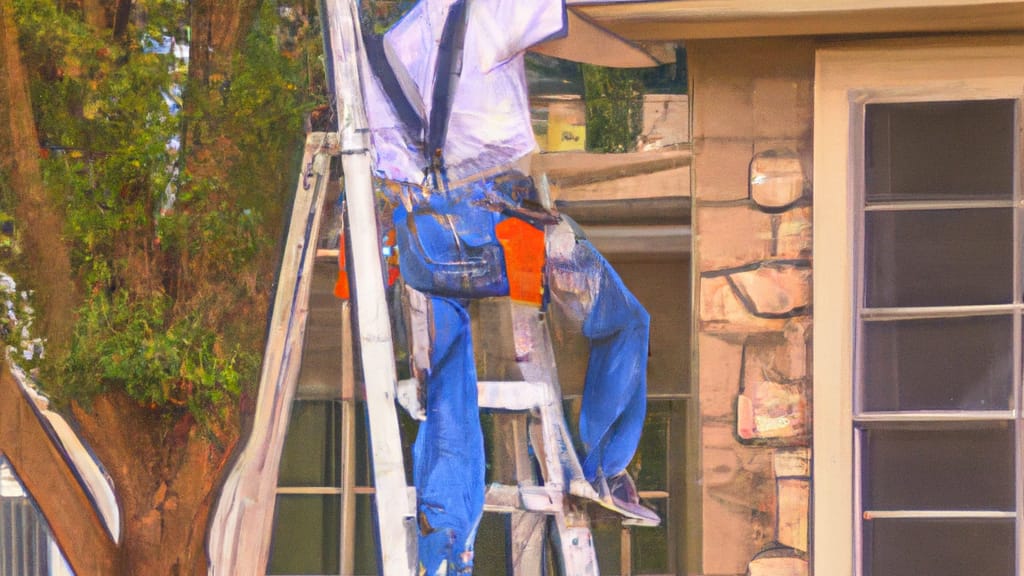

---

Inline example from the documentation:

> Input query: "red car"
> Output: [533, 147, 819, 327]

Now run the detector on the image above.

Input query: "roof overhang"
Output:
[567, 0, 1024, 41]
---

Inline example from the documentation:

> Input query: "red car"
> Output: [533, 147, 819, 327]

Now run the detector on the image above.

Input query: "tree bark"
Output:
[80, 0, 108, 29]
[111, 0, 132, 39]
[188, 0, 259, 86]
[0, 0, 77, 359]
[72, 396, 238, 575]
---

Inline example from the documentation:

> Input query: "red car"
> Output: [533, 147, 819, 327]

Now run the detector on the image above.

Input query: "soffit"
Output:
[567, 0, 1024, 40]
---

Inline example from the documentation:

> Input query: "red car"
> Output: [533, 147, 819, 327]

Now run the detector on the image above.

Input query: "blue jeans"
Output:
[391, 175, 649, 574]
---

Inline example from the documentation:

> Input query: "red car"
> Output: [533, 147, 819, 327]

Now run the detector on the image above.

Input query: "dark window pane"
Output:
[631, 498, 670, 575]
[606, 258, 690, 397]
[353, 494, 379, 576]
[591, 508, 624, 575]
[631, 406, 669, 491]
[861, 423, 1014, 511]
[864, 209, 1012, 307]
[267, 494, 341, 574]
[864, 518, 1014, 576]
[471, 513, 510, 576]
[861, 315, 1013, 411]
[865, 100, 1015, 202]
[295, 264, 346, 399]
[278, 401, 342, 487]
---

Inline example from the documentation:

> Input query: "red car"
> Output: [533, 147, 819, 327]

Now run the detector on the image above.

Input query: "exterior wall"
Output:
[689, 38, 815, 576]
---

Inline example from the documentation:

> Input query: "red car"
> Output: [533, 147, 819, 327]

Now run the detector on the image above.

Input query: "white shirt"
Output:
[360, 0, 567, 185]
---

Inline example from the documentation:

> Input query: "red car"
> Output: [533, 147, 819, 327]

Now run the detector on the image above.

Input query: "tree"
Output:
[0, 0, 319, 573]
[0, 0, 76, 360]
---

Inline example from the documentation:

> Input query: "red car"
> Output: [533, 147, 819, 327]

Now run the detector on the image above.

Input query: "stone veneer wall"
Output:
[689, 38, 816, 576]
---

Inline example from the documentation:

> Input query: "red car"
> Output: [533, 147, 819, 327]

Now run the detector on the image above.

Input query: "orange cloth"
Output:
[334, 230, 350, 300]
[495, 218, 545, 306]
[335, 228, 400, 300]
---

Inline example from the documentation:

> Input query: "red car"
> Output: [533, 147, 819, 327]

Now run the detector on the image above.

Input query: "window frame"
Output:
[812, 36, 1024, 576]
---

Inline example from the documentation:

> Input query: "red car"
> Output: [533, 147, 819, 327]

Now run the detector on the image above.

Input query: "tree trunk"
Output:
[72, 396, 238, 575]
[111, 0, 132, 40]
[184, 0, 259, 179]
[80, 0, 108, 29]
[2, 1, 275, 572]
[188, 0, 259, 86]
[0, 0, 77, 359]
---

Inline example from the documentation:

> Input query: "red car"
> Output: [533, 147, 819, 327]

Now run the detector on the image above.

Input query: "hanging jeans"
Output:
[390, 173, 649, 574]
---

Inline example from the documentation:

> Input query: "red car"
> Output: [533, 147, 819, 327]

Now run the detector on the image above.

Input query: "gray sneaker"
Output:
[591, 470, 661, 527]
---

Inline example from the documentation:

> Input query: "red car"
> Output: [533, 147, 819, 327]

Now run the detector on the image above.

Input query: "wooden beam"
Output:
[0, 367, 120, 575]
[556, 197, 690, 225]
[573, 1, 1024, 40]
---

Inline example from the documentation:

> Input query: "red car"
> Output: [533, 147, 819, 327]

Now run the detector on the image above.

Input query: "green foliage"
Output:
[581, 65, 645, 153]
[12, 0, 317, 425]
[60, 290, 253, 417]
[361, 0, 417, 34]
[579, 52, 687, 153]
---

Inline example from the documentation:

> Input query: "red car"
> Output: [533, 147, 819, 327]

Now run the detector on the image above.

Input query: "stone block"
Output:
[737, 336, 810, 444]
[777, 478, 810, 552]
[753, 78, 812, 140]
[728, 262, 811, 318]
[737, 380, 808, 442]
[696, 205, 775, 271]
[703, 424, 777, 574]
[700, 276, 789, 335]
[777, 318, 811, 382]
[773, 447, 811, 478]
[699, 334, 744, 419]
[749, 149, 807, 211]
[703, 425, 776, 498]
[694, 138, 755, 202]
[639, 94, 690, 150]
[693, 76, 753, 140]
[704, 494, 764, 575]
[775, 206, 812, 260]
[747, 554, 809, 576]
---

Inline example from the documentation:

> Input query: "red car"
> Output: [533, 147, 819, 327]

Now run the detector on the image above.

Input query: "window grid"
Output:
[852, 98, 1022, 575]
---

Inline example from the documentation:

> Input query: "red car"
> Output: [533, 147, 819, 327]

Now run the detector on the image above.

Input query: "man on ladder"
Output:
[333, 1, 659, 573]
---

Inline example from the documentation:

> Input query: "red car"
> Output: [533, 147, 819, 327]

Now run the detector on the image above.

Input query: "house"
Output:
[553, 2, 1021, 575]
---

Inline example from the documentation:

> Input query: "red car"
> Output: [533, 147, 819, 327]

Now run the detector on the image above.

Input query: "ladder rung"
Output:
[483, 483, 563, 514]
[477, 380, 548, 411]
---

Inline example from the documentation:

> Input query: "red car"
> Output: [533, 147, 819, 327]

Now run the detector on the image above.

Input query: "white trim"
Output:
[813, 36, 1024, 576]
[862, 510, 1016, 519]
[570, 0, 1024, 15]
[853, 411, 1017, 422]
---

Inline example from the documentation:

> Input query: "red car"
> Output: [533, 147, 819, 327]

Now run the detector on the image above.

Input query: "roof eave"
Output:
[569, 1, 1024, 41]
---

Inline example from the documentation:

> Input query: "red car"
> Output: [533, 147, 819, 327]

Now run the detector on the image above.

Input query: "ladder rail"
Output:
[322, 1, 418, 574]
[206, 135, 334, 576]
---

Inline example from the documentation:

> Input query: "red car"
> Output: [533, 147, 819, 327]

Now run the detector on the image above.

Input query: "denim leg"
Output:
[413, 297, 485, 574]
[546, 223, 650, 481]
[578, 246, 650, 479]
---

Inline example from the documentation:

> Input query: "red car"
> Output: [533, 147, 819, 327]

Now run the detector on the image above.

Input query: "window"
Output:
[814, 38, 1024, 576]
[857, 99, 1017, 575]
[267, 253, 352, 576]
[0, 456, 73, 576]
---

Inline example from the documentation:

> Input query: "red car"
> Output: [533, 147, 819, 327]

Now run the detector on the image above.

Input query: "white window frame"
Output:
[812, 36, 1024, 576]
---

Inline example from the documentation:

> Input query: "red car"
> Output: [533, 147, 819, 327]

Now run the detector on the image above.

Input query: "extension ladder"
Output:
[323, 0, 602, 573]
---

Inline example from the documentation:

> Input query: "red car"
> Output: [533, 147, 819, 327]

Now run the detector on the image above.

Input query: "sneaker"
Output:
[591, 470, 661, 527]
